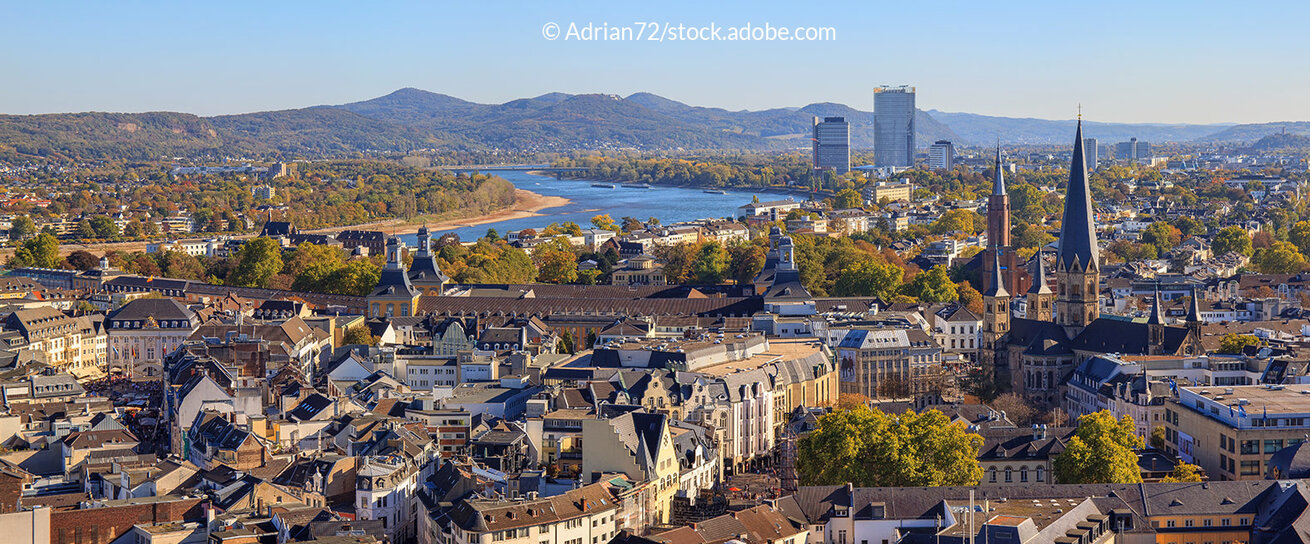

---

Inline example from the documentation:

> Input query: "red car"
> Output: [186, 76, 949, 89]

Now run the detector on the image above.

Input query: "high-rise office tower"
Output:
[928, 140, 955, 170]
[812, 116, 850, 173]
[1083, 138, 1098, 171]
[1115, 138, 1150, 162]
[874, 85, 916, 168]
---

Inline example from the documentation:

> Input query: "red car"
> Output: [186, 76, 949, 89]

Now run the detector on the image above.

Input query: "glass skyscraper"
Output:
[874, 85, 916, 168]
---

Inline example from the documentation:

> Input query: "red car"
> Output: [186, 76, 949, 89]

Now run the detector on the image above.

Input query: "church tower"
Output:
[1054, 120, 1101, 336]
[981, 250, 1011, 369]
[1147, 284, 1166, 354]
[982, 146, 1022, 295]
[1026, 253, 1054, 321]
[1186, 286, 1203, 336]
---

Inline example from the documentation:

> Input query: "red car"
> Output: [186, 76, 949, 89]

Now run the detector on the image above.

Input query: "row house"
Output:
[3, 306, 105, 377]
[431, 482, 619, 544]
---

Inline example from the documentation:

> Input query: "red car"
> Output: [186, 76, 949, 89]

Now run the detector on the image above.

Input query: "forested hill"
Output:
[0, 88, 1300, 161]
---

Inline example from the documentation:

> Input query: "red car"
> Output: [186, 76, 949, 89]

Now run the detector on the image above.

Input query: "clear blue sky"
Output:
[3, 1, 1308, 124]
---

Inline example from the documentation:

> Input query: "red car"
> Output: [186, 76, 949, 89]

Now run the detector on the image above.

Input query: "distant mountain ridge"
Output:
[0, 88, 1303, 160]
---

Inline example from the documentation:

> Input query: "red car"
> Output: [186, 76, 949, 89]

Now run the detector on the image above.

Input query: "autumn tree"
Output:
[590, 214, 618, 232]
[989, 393, 1036, 426]
[797, 406, 984, 487]
[1253, 241, 1307, 274]
[726, 242, 766, 285]
[534, 239, 579, 284]
[1162, 462, 1204, 483]
[1053, 410, 1143, 484]
[1218, 333, 1261, 354]
[159, 250, 205, 280]
[834, 393, 870, 411]
[957, 281, 985, 315]
[1150, 426, 1167, 450]
[1140, 222, 1182, 257]
[65, 250, 100, 271]
[343, 325, 378, 346]
[1292, 221, 1310, 256]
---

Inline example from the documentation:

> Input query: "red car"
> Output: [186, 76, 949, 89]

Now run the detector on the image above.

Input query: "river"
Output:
[413, 170, 800, 242]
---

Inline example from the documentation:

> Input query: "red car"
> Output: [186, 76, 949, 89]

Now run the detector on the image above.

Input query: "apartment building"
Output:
[1165, 384, 1310, 480]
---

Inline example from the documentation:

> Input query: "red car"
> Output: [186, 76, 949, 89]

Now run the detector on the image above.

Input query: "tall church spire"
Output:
[1028, 253, 1052, 295]
[992, 144, 1006, 196]
[1054, 118, 1101, 333]
[1187, 286, 1202, 323]
[1057, 119, 1099, 271]
[985, 250, 1009, 298]
[1147, 284, 1165, 325]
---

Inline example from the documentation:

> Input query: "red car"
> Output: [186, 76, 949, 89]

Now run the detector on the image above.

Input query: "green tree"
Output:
[1053, 410, 1144, 484]
[89, 216, 119, 239]
[1162, 462, 1204, 483]
[8, 216, 35, 241]
[1213, 226, 1253, 257]
[324, 259, 381, 296]
[228, 237, 284, 288]
[558, 329, 577, 354]
[9, 233, 61, 269]
[833, 258, 903, 300]
[797, 406, 983, 487]
[1218, 333, 1261, 354]
[75, 219, 97, 239]
[833, 188, 863, 210]
[901, 265, 958, 302]
[124, 219, 144, 239]
[690, 242, 729, 284]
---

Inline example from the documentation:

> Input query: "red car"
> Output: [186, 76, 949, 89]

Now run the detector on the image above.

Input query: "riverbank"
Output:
[306, 188, 572, 237]
[0, 188, 571, 259]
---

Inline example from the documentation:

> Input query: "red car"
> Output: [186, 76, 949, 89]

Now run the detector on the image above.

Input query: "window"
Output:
[1241, 440, 1259, 455]
[1265, 439, 1284, 453]
[1240, 460, 1260, 475]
